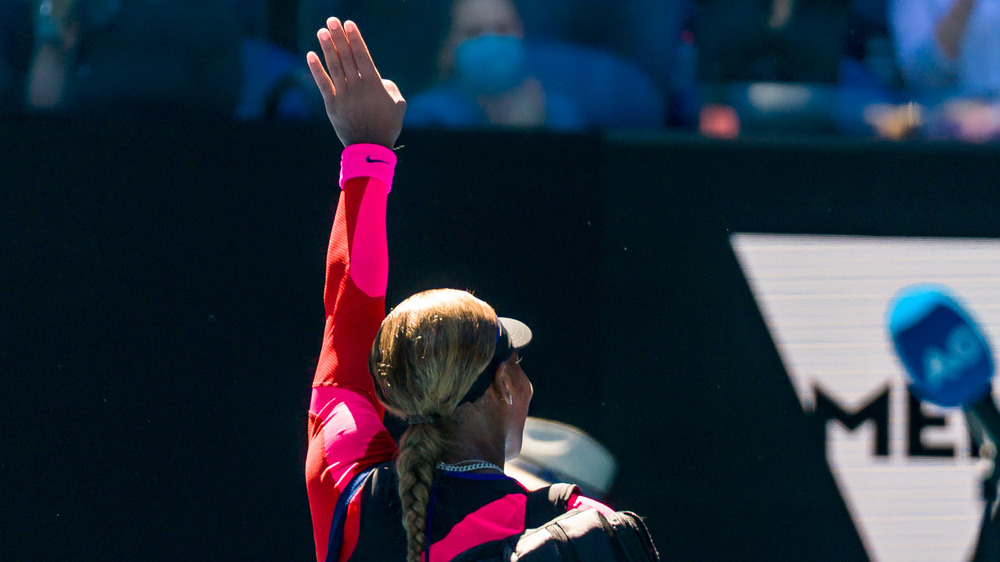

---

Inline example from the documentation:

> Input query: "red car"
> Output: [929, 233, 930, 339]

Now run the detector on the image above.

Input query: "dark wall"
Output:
[3, 117, 999, 560]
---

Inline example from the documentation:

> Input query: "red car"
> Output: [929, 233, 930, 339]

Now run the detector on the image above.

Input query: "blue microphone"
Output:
[887, 284, 1000, 447]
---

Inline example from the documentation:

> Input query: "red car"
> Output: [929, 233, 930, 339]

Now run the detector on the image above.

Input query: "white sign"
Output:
[731, 233, 1000, 562]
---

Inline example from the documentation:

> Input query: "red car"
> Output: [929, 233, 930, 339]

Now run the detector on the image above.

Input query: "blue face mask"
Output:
[454, 34, 526, 95]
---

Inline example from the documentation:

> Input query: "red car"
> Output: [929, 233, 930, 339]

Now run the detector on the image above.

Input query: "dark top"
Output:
[696, 0, 851, 84]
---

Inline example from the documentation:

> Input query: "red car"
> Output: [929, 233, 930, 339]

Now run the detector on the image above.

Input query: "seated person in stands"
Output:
[26, 0, 241, 118]
[891, 0, 1000, 96]
[509, 0, 686, 126]
[889, 0, 1000, 141]
[697, 0, 849, 85]
[234, 0, 323, 121]
[406, 0, 586, 130]
[695, 0, 887, 136]
[407, 0, 664, 130]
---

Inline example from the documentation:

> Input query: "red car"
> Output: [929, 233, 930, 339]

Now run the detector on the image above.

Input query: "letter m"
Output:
[811, 383, 890, 457]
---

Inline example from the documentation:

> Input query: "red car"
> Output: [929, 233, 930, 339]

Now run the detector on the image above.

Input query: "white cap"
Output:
[498, 317, 532, 349]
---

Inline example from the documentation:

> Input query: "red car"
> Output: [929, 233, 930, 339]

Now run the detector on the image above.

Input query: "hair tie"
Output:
[406, 414, 439, 426]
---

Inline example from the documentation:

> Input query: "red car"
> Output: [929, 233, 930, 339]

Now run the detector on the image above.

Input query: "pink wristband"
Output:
[339, 144, 397, 193]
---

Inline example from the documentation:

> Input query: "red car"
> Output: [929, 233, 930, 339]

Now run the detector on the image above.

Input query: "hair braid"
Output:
[396, 424, 447, 562]
[367, 289, 501, 561]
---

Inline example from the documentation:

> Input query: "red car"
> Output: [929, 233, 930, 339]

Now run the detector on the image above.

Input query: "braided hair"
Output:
[368, 289, 500, 562]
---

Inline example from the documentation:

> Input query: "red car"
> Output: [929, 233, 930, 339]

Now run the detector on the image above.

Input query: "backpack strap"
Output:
[324, 464, 382, 562]
[610, 512, 660, 561]
[525, 483, 581, 529]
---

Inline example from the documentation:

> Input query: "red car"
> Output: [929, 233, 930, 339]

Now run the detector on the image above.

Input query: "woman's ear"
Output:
[493, 363, 513, 404]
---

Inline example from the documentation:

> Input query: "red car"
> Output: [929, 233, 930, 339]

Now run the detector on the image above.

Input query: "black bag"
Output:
[499, 484, 660, 561]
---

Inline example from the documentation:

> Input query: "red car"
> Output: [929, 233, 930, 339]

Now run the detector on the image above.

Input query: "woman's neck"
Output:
[439, 408, 507, 468]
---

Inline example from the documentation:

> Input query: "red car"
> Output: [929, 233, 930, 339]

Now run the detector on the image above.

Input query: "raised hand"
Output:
[306, 18, 406, 148]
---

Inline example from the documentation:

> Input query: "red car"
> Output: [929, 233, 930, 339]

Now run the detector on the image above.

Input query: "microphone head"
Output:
[887, 284, 994, 407]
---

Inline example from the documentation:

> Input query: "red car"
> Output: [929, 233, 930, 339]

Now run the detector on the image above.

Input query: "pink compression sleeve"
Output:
[339, 144, 396, 298]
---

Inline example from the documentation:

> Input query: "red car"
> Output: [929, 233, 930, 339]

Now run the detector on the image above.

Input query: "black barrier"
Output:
[3, 116, 1000, 560]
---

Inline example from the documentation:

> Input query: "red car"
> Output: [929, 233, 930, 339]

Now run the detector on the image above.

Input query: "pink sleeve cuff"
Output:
[339, 144, 397, 193]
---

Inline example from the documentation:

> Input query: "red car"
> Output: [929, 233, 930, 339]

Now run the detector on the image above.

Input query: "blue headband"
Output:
[457, 322, 514, 406]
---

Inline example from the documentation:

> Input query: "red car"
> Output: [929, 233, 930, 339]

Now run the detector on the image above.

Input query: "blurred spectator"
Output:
[232, 0, 322, 120]
[527, 40, 665, 129]
[26, 0, 242, 119]
[886, 1, 1000, 141]
[512, 2, 691, 92]
[890, 0, 1000, 96]
[0, 0, 34, 114]
[25, 0, 84, 111]
[695, 0, 890, 136]
[697, 0, 848, 86]
[406, 0, 586, 130]
[511, 0, 692, 124]
[846, 0, 903, 88]
[406, 0, 664, 130]
[301, 0, 669, 129]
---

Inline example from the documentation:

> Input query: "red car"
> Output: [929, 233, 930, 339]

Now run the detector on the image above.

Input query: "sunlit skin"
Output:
[438, 350, 534, 469]
[503, 351, 534, 460]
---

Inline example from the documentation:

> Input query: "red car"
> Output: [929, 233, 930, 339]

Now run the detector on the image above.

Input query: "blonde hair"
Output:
[368, 289, 500, 562]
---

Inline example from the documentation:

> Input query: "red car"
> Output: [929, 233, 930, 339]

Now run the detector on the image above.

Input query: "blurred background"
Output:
[4, 1, 1000, 561]
[1, 0, 998, 139]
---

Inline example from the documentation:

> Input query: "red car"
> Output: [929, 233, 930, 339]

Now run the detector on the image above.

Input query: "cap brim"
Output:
[499, 317, 532, 349]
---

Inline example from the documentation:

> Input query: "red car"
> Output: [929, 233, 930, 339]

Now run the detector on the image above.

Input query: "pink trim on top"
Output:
[348, 180, 389, 298]
[310, 386, 387, 491]
[339, 144, 396, 192]
[568, 494, 617, 518]
[428, 493, 528, 562]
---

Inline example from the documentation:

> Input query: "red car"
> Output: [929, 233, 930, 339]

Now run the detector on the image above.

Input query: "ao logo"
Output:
[924, 325, 982, 394]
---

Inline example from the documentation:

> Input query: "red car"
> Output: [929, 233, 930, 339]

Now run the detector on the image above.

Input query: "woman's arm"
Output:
[308, 15, 405, 434]
[304, 19, 406, 562]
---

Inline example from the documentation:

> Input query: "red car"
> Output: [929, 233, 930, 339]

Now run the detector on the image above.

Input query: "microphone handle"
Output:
[966, 390, 1000, 452]
[965, 391, 1000, 556]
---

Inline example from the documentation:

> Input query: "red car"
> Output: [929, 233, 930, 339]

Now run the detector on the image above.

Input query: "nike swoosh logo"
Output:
[366, 156, 389, 164]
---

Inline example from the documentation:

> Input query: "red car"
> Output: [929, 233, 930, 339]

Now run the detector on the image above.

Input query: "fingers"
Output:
[327, 17, 359, 83]
[306, 51, 336, 103]
[309, 16, 392, 128]
[318, 24, 346, 94]
[345, 20, 381, 81]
